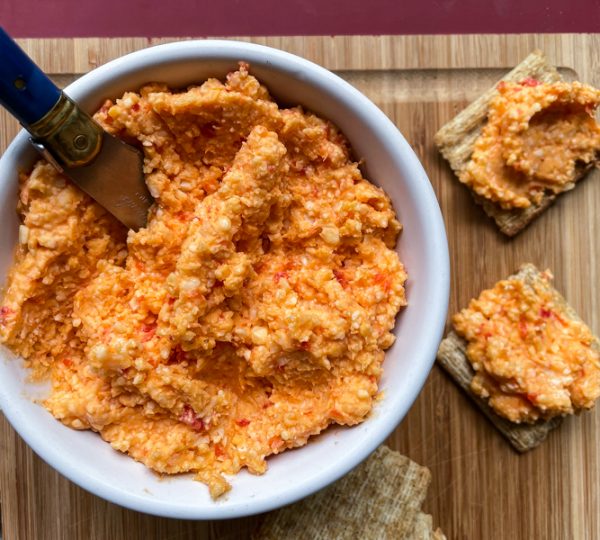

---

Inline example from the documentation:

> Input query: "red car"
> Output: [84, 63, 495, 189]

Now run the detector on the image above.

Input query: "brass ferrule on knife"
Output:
[28, 92, 103, 169]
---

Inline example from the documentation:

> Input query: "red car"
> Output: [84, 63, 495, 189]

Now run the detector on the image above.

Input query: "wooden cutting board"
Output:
[1, 34, 599, 540]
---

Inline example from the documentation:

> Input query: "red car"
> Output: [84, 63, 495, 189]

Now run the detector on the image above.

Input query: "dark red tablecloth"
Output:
[2, 0, 599, 37]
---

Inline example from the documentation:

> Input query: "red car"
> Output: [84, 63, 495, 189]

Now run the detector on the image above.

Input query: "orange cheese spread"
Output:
[453, 272, 600, 423]
[460, 80, 600, 209]
[0, 64, 407, 497]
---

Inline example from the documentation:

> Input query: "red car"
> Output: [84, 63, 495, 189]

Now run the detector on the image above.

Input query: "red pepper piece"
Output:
[333, 269, 348, 289]
[0, 306, 14, 326]
[274, 270, 289, 283]
[180, 405, 205, 432]
[140, 322, 157, 342]
[520, 77, 540, 87]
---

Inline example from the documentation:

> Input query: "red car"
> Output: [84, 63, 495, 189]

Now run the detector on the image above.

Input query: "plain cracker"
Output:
[254, 445, 434, 540]
[436, 263, 599, 452]
[434, 50, 595, 236]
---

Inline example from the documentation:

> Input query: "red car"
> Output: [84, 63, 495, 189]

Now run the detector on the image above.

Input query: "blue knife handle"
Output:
[0, 27, 61, 127]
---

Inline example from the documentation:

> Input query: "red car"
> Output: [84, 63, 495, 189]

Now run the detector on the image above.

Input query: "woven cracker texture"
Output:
[255, 446, 432, 540]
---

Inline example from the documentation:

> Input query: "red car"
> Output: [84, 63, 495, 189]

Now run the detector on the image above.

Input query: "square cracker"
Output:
[434, 50, 596, 236]
[254, 445, 438, 540]
[437, 263, 599, 452]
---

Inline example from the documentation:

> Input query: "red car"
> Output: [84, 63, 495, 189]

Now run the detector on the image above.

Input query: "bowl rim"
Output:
[0, 38, 449, 520]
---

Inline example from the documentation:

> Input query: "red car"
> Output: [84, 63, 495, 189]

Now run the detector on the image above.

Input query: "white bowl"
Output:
[0, 40, 449, 519]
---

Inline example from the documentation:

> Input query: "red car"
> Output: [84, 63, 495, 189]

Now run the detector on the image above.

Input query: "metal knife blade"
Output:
[41, 132, 152, 231]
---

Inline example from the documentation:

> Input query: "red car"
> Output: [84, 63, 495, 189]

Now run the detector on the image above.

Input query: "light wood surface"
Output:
[1, 34, 599, 539]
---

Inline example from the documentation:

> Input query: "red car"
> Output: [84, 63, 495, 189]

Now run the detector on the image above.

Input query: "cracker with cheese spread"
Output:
[435, 50, 600, 236]
[437, 264, 600, 452]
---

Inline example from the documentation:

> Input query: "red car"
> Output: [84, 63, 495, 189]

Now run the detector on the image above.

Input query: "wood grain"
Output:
[1, 34, 599, 539]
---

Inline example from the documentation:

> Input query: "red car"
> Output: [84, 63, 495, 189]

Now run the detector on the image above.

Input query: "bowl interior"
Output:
[0, 40, 449, 519]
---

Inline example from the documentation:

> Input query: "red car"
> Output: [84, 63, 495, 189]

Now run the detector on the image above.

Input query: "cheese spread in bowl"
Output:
[0, 41, 448, 519]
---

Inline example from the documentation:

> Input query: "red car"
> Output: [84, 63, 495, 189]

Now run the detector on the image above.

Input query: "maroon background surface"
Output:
[2, 0, 599, 37]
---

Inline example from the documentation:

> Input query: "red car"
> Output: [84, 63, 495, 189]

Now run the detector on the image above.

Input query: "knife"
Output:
[0, 27, 153, 230]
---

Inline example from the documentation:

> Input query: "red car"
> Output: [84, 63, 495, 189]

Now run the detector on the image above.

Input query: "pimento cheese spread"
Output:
[460, 80, 600, 209]
[0, 64, 407, 497]
[453, 272, 600, 423]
